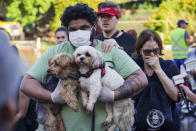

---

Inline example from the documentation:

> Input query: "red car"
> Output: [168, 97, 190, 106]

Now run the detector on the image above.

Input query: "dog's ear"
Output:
[59, 54, 68, 67]
[92, 50, 104, 68]
[59, 53, 75, 66]
[69, 55, 75, 64]
[48, 56, 53, 66]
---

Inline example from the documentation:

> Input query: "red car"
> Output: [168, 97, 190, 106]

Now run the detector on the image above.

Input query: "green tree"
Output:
[51, 0, 104, 30]
[6, 0, 54, 26]
[145, 0, 196, 44]
[6, 0, 107, 32]
[51, 0, 131, 30]
[5, 0, 131, 36]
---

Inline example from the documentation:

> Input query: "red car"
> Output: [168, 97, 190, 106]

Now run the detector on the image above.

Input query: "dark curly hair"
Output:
[61, 3, 97, 28]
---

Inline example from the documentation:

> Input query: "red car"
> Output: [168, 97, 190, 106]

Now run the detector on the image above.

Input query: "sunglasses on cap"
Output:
[142, 48, 160, 56]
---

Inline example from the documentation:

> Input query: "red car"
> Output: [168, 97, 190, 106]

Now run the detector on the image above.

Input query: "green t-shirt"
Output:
[28, 40, 140, 131]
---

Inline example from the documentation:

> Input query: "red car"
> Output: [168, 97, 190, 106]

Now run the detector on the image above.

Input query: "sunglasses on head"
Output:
[142, 48, 160, 56]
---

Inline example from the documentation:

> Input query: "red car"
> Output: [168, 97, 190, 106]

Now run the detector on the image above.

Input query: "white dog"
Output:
[74, 45, 135, 131]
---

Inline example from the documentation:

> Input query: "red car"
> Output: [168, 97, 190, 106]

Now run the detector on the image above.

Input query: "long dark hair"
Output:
[134, 29, 164, 57]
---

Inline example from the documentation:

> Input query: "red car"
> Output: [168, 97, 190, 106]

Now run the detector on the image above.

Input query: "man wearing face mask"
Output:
[69, 27, 93, 47]
[20, 3, 147, 131]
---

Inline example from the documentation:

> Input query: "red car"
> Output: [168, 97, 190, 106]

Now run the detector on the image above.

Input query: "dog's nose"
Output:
[80, 57, 84, 61]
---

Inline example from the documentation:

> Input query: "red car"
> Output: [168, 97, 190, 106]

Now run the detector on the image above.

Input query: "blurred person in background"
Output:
[95, 19, 102, 36]
[127, 29, 138, 39]
[180, 45, 196, 104]
[185, 44, 196, 83]
[133, 29, 180, 131]
[178, 51, 196, 131]
[0, 30, 25, 131]
[13, 57, 38, 131]
[170, 19, 196, 70]
[55, 26, 68, 44]
[0, 27, 12, 40]
[180, 83, 196, 104]
[96, 1, 136, 56]
[13, 92, 38, 131]
[0, 27, 19, 54]
[0, 26, 38, 131]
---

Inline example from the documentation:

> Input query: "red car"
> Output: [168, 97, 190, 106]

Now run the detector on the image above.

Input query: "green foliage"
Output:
[137, 2, 157, 10]
[5, 0, 133, 34]
[51, 0, 132, 31]
[110, 0, 131, 4]
[6, 0, 54, 26]
[145, 0, 196, 44]
[51, 0, 104, 31]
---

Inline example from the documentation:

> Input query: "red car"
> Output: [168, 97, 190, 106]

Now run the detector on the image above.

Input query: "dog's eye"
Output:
[77, 53, 81, 57]
[54, 61, 58, 66]
[85, 52, 91, 57]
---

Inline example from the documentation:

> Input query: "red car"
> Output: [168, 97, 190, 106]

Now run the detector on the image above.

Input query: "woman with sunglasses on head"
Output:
[55, 26, 68, 44]
[133, 29, 180, 131]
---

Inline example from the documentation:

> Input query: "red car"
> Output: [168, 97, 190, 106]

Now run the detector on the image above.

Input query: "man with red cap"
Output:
[96, 1, 136, 57]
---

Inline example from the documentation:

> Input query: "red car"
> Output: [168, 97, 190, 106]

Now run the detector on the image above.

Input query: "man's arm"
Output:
[13, 92, 30, 124]
[20, 74, 52, 103]
[181, 84, 196, 104]
[185, 31, 196, 46]
[185, 38, 196, 46]
[114, 69, 148, 100]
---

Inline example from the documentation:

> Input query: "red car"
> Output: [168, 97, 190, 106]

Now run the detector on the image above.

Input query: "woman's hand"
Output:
[145, 56, 161, 71]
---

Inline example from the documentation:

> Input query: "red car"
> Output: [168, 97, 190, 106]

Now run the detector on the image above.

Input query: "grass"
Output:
[118, 9, 155, 34]
[118, 22, 147, 34]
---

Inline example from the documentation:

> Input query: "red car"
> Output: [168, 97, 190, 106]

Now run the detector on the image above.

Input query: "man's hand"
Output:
[190, 69, 196, 79]
[51, 81, 66, 104]
[102, 39, 123, 53]
[180, 84, 194, 101]
[98, 87, 114, 102]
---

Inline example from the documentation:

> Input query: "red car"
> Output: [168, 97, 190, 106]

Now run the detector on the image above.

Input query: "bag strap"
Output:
[101, 30, 120, 40]
[111, 30, 120, 39]
[106, 60, 115, 69]
[91, 106, 95, 131]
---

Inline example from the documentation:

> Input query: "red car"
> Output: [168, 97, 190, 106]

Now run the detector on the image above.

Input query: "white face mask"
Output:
[69, 30, 92, 47]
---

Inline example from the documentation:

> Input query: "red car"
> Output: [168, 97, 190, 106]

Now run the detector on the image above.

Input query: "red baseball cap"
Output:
[97, 7, 119, 19]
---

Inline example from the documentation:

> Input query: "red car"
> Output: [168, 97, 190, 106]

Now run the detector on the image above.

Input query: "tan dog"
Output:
[47, 53, 80, 111]
[36, 53, 80, 131]
[74, 46, 135, 131]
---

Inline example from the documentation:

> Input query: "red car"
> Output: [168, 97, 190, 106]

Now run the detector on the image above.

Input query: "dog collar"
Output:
[80, 62, 106, 78]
